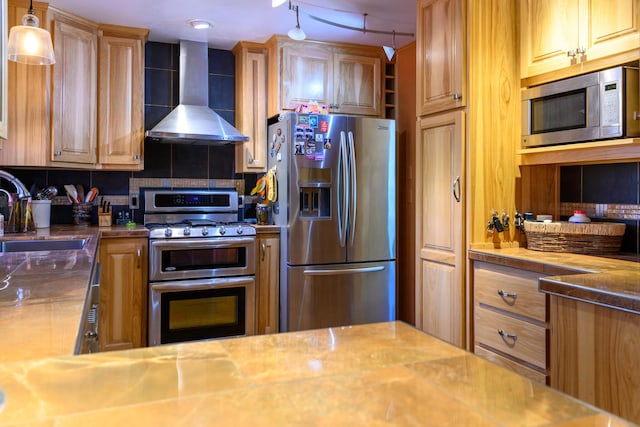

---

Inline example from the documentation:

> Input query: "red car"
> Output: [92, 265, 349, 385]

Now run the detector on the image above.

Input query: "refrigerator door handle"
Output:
[348, 131, 357, 246]
[338, 131, 349, 247]
[303, 266, 385, 276]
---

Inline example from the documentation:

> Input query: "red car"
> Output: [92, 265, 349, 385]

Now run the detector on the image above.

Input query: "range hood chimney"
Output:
[145, 40, 249, 144]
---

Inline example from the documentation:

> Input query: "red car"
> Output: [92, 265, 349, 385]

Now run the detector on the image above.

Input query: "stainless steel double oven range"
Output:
[145, 189, 256, 346]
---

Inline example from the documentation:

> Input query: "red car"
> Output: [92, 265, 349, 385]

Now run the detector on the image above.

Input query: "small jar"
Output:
[568, 209, 591, 223]
[256, 203, 270, 225]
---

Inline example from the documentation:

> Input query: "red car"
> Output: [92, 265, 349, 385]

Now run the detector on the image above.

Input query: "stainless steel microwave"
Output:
[521, 66, 639, 148]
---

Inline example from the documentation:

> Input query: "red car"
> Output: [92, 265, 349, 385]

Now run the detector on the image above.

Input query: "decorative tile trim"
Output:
[128, 178, 244, 195]
[560, 203, 640, 220]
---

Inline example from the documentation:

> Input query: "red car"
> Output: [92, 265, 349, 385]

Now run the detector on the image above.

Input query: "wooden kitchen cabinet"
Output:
[255, 231, 279, 335]
[233, 42, 268, 173]
[266, 36, 383, 117]
[473, 261, 549, 383]
[550, 295, 640, 424]
[416, 0, 465, 116]
[415, 111, 465, 347]
[49, 7, 98, 165]
[0, 0, 51, 166]
[99, 237, 148, 352]
[520, 0, 640, 81]
[97, 25, 148, 169]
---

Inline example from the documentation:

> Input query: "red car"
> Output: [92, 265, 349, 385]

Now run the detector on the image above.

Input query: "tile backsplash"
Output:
[560, 162, 640, 254]
[2, 41, 258, 226]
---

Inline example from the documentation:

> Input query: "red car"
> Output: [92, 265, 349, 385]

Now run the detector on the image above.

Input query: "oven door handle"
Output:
[150, 276, 254, 292]
[150, 237, 256, 250]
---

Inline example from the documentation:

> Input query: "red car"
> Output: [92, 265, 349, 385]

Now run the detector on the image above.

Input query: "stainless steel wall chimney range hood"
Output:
[145, 40, 249, 144]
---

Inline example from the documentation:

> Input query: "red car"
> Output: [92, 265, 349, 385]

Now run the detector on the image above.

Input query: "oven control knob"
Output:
[164, 228, 173, 237]
[237, 225, 244, 234]
[201, 226, 209, 236]
[219, 225, 226, 235]
[183, 226, 191, 236]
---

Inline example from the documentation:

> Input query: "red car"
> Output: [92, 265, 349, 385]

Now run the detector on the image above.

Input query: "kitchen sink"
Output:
[0, 238, 87, 253]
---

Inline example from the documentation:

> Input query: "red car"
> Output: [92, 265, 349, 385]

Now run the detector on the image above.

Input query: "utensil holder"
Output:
[98, 212, 111, 227]
[72, 203, 92, 226]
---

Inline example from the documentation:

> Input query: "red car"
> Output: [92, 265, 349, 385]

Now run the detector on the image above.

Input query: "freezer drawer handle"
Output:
[303, 266, 385, 276]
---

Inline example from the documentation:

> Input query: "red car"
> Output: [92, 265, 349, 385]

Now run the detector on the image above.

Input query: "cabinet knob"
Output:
[567, 49, 576, 58]
[54, 151, 62, 157]
[576, 46, 586, 55]
[452, 93, 462, 101]
[133, 154, 140, 160]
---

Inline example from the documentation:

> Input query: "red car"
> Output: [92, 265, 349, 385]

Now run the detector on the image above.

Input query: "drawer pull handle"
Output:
[498, 329, 518, 345]
[497, 289, 517, 299]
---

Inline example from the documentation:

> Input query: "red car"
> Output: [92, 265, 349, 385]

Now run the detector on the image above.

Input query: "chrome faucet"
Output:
[0, 170, 33, 232]
[0, 170, 30, 200]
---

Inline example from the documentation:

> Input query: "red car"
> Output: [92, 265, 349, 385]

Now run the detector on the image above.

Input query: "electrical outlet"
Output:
[129, 193, 139, 209]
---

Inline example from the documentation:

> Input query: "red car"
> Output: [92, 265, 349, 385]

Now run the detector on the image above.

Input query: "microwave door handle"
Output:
[338, 131, 348, 247]
[348, 131, 357, 246]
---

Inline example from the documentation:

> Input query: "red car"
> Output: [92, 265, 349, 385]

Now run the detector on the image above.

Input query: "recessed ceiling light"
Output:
[187, 19, 213, 30]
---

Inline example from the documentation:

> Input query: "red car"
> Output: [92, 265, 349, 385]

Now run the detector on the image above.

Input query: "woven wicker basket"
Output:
[524, 221, 626, 255]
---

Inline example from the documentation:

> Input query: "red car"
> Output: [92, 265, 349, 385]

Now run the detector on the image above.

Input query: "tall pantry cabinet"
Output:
[414, 0, 520, 349]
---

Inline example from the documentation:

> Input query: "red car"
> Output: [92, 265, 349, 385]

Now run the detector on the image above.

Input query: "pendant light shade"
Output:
[7, 3, 56, 66]
[287, 5, 306, 41]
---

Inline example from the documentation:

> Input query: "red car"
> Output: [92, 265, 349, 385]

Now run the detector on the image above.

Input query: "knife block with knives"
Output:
[99, 198, 111, 227]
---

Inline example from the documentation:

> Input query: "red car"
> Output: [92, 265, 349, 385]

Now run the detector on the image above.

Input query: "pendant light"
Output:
[383, 31, 397, 62]
[7, 0, 56, 65]
[287, 4, 306, 41]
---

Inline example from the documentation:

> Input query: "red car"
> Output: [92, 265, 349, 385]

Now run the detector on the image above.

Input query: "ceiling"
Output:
[47, 0, 417, 51]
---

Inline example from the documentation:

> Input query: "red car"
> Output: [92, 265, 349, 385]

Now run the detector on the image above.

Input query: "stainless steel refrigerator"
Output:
[267, 112, 396, 332]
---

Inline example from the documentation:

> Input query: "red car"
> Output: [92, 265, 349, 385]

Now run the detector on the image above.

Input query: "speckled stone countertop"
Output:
[0, 321, 633, 426]
[0, 225, 148, 364]
[469, 247, 640, 314]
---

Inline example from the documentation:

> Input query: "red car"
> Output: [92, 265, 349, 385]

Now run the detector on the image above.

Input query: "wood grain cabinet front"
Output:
[98, 237, 148, 352]
[233, 42, 268, 173]
[255, 232, 279, 335]
[416, 0, 465, 116]
[266, 36, 384, 117]
[473, 261, 549, 383]
[0, 2, 148, 170]
[520, 0, 640, 81]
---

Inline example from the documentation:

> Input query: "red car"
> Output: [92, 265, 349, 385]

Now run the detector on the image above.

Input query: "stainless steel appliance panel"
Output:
[149, 276, 255, 346]
[287, 114, 348, 266]
[286, 261, 395, 331]
[347, 117, 396, 263]
[149, 237, 256, 282]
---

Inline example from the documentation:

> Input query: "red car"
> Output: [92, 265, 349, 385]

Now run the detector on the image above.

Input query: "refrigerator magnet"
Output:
[309, 115, 318, 128]
[294, 141, 304, 155]
[320, 121, 328, 132]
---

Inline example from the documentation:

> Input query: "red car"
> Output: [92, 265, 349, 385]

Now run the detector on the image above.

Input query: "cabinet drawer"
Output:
[474, 261, 546, 322]
[474, 346, 547, 384]
[475, 306, 546, 370]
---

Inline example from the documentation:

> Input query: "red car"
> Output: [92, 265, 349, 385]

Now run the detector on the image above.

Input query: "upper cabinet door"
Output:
[582, 0, 640, 63]
[416, 0, 465, 116]
[520, 0, 580, 79]
[51, 14, 98, 165]
[280, 45, 332, 110]
[98, 31, 146, 169]
[521, 0, 640, 80]
[234, 43, 268, 173]
[332, 53, 381, 116]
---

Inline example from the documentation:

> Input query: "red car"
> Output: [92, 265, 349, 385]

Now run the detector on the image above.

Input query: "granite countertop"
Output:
[0, 225, 148, 364]
[469, 247, 640, 314]
[0, 321, 633, 426]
